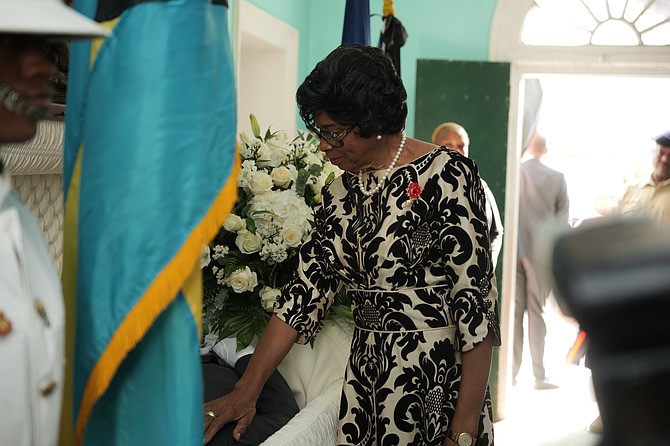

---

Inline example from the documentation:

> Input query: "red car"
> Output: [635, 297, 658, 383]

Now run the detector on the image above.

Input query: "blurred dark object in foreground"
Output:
[552, 216, 670, 446]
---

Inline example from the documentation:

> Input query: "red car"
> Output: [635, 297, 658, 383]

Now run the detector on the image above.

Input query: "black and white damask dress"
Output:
[275, 147, 501, 446]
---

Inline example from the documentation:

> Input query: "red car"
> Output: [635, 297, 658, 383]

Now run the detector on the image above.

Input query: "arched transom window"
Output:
[522, 0, 670, 46]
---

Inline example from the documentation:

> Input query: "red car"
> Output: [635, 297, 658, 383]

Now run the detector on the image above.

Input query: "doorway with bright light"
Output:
[490, 1, 670, 443]
[495, 73, 670, 445]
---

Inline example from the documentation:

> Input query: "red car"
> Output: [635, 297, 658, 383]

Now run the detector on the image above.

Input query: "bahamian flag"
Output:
[62, 0, 239, 444]
[342, 0, 371, 45]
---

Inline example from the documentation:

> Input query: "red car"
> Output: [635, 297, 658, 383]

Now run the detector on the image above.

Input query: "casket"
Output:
[262, 315, 352, 445]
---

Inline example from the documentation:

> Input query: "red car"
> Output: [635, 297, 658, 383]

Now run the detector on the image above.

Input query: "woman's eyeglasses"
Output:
[312, 125, 355, 148]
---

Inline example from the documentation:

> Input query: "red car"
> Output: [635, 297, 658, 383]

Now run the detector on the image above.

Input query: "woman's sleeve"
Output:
[274, 204, 342, 345]
[447, 158, 501, 352]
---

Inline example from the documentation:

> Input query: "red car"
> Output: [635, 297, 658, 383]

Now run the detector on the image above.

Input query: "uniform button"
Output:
[40, 379, 57, 396]
[0, 311, 12, 336]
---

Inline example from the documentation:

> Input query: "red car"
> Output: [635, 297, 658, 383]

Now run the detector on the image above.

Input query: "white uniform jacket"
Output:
[0, 169, 64, 446]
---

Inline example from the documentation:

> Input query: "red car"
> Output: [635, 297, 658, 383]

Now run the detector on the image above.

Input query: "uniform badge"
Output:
[0, 311, 12, 336]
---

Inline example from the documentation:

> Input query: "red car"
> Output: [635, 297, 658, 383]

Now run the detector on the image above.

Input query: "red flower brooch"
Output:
[403, 181, 422, 208]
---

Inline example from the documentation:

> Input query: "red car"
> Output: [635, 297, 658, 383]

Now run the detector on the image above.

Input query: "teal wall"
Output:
[245, 0, 499, 137]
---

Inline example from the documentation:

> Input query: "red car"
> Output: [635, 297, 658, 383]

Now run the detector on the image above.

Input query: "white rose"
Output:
[248, 171, 274, 195]
[235, 229, 262, 254]
[271, 165, 297, 188]
[272, 131, 291, 145]
[226, 266, 258, 293]
[260, 286, 281, 312]
[310, 162, 343, 198]
[266, 137, 291, 166]
[255, 142, 281, 168]
[223, 214, 246, 232]
[281, 224, 303, 248]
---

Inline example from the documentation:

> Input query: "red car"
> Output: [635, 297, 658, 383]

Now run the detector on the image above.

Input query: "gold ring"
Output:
[206, 411, 215, 419]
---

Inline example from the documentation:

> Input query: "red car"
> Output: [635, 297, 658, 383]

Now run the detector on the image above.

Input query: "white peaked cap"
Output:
[0, 0, 108, 39]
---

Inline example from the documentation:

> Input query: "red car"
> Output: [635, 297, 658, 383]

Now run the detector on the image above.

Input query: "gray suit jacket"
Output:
[517, 158, 569, 261]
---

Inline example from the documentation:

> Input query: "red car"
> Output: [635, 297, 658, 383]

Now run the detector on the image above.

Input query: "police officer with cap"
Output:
[617, 130, 670, 227]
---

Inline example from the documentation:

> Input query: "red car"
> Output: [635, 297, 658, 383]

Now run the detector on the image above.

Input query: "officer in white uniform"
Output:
[0, 2, 106, 445]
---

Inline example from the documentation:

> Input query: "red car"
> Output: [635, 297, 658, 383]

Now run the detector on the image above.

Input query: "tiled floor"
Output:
[494, 298, 603, 446]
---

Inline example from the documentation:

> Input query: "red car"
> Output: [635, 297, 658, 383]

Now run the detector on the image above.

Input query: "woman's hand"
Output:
[203, 386, 258, 444]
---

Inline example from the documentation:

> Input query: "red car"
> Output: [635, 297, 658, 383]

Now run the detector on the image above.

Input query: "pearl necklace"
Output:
[357, 131, 407, 196]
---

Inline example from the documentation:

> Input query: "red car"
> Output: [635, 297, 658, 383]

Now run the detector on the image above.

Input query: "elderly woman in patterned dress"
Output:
[204, 45, 500, 446]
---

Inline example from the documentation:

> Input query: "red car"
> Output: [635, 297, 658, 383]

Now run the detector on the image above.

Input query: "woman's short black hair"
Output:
[296, 45, 407, 139]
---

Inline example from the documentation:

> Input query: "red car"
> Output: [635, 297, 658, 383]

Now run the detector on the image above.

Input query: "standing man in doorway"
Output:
[432, 122, 504, 267]
[514, 133, 569, 390]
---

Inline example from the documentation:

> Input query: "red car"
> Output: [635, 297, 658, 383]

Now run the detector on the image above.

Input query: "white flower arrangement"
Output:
[203, 115, 348, 348]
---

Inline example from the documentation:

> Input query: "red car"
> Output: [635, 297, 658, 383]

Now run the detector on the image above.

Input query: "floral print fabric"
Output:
[275, 147, 500, 446]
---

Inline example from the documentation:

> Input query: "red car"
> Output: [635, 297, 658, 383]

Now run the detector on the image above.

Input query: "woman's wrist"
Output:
[449, 413, 479, 434]
[233, 376, 264, 402]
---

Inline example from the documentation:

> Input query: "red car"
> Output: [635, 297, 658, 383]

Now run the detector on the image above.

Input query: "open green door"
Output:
[414, 59, 511, 416]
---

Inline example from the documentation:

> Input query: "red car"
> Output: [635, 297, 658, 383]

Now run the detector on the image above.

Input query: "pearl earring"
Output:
[376, 135, 382, 141]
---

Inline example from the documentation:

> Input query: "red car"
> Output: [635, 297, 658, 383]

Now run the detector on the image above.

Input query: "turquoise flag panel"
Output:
[82, 296, 203, 445]
[72, 0, 236, 429]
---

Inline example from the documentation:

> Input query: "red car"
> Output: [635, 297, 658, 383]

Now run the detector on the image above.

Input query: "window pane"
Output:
[522, 7, 591, 46]
[642, 21, 670, 45]
[635, 7, 667, 33]
[608, 0, 628, 18]
[592, 20, 639, 45]
[623, 0, 646, 22]
[584, 0, 610, 21]
[535, 0, 598, 30]
[522, 0, 670, 46]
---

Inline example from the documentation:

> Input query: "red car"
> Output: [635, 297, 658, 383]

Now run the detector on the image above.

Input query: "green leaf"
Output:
[308, 164, 322, 175]
[295, 168, 310, 196]
[224, 260, 244, 277]
[240, 202, 252, 217]
[245, 217, 256, 233]
[331, 303, 353, 322]
[236, 327, 256, 350]
[250, 114, 261, 138]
